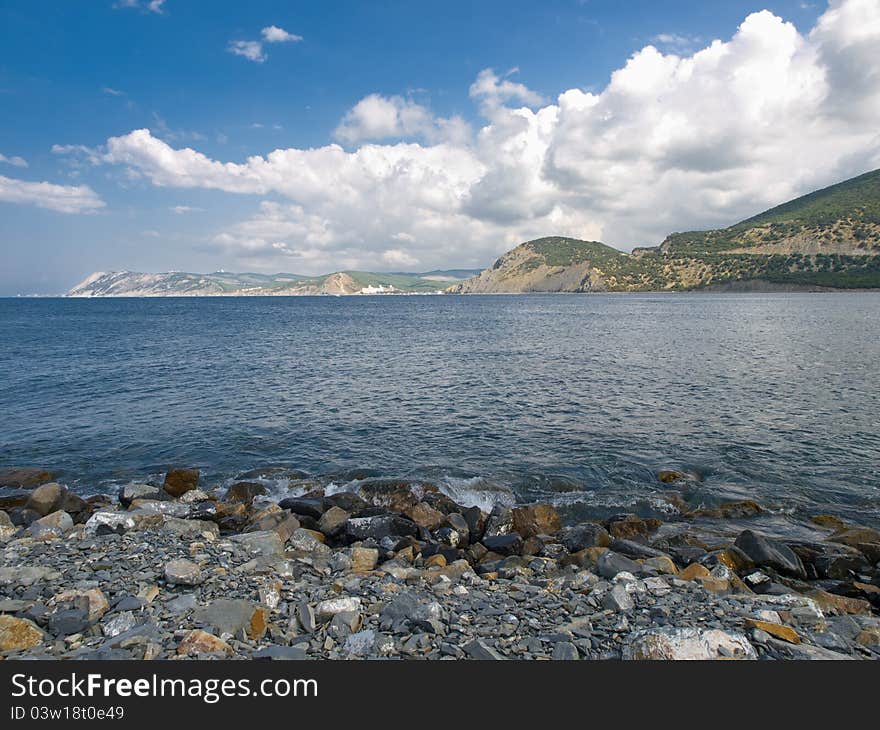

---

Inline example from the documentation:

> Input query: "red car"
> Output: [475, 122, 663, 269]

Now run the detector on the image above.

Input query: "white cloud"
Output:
[334, 94, 471, 145]
[86, 0, 880, 271]
[170, 205, 203, 214]
[261, 25, 302, 43]
[0, 153, 28, 168]
[0, 175, 105, 214]
[114, 0, 165, 13]
[102, 87, 124, 96]
[228, 40, 266, 63]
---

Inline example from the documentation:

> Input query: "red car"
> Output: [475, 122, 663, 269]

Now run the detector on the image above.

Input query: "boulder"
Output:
[279, 497, 326, 519]
[484, 505, 514, 537]
[357, 480, 419, 512]
[24, 482, 65, 516]
[482, 533, 523, 556]
[350, 547, 379, 572]
[625, 628, 756, 660]
[317, 506, 349, 537]
[405, 502, 446, 530]
[223, 481, 267, 504]
[734, 530, 806, 579]
[830, 526, 880, 548]
[162, 468, 200, 498]
[603, 583, 635, 612]
[607, 514, 660, 541]
[29, 510, 73, 539]
[0, 468, 54, 488]
[0, 615, 44, 651]
[560, 523, 611, 552]
[177, 629, 234, 656]
[315, 597, 361, 622]
[118, 483, 165, 508]
[597, 550, 642, 579]
[744, 619, 801, 644]
[194, 599, 263, 638]
[230, 530, 285, 557]
[511, 504, 561, 538]
[345, 515, 418, 541]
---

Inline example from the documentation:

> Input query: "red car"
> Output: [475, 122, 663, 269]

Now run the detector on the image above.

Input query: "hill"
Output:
[450, 168, 880, 293]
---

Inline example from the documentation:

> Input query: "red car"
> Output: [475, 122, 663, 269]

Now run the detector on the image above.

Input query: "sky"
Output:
[1, 0, 879, 295]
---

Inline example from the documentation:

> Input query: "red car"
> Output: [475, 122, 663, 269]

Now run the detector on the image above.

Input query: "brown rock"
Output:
[719, 500, 762, 519]
[745, 619, 801, 644]
[680, 563, 711, 581]
[424, 554, 447, 568]
[25, 483, 65, 517]
[0, 468, 54, 488]
[511, 504, 562, 538]
[805, 589, 872, 616]
[856, 628, 880, 646]
[830, 526, 880, 548]
[224, 481, 267, 504]
[812, 514, 846, 530]
[317, 506, 349, 537]
[350, 546, 379, 572]
[607, 514, 660, 540]
[0, 615, 44, 651]
[247, 608, 269, 640]
[405, 502, 446, 530]
[163, 468, 200, 498]
[643, 555, 678, 574]
[657, 470, 687, 483]
[177, 629, 234, 656]
[358, 480, 418, 512]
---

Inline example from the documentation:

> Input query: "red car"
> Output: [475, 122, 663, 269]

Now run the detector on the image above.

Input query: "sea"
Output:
[2, 293, 879, 537]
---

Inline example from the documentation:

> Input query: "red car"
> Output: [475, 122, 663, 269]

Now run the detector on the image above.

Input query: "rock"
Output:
[679, 563, 711, 581]
[118, 483, 165, 508]
[560, 523, 611, 552]
[230, 530, 285, 557]
[625, 628, 756, 660]
[719, 500, 763, 519]
[0, 510, 16, 540]
[48, 608, 91, 636]
[317, 506, 349, 537]
[603, 583, 635, 612]
[610, 539, 668, 560]
[345, 515, 418, 541]
[356, 480, 419, 512]
[315, 597, 362, 622]
[279, 497, 326, 519]
[0, 565, 60, 587]
[446, 513, 470, 544]
[54, 589, 109, 622]
[551, 642, 579, 660]
[289, 528, 330, 554]
[162, 468, 200, 498]
[24, 483, 64, 516]
[597, 551, 642, 579]
[734, 530, 806, 579]
[805, 589, 872, 616]
[193, 599, 266, 639]
[0, 468, 54, 488]
[607, 514, 659, 540]
[329, 610, 362, 636]
[435, 527, 463, 548]
[484, 505, 514, 537]
[350, 547, 379, 572]
[643, 556, 678, 574]
[179, 489, 213, 504]
[28, 509, 73, 539]
[511, 504, 561, 538]
[177, 629, 234, 656]
[744, 619, 801, 644]
[166, 594, 198, 615]
[254, 645, 308, 660]
[102, 611, 139, 638]
[344, 629, 378, 657]
[463, 639, 506, 660]
[163, 559, 203, 586]
[830, 526, 880, 548]
[224, 481, 267, 504]
[425, 554, 447, 568]
[812, 514, 847, 530]
[482, 533, 523, 555]
[297, 602, 316, 633]
[856, 627, 880, 647]
[405, 502, 446, 530]
[0, 615, 44, 651]
[657, 469, 688, 483]
[462, 506, 486, 541]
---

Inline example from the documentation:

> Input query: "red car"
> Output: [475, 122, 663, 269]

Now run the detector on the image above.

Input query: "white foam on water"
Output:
[437, 475, 515, 512]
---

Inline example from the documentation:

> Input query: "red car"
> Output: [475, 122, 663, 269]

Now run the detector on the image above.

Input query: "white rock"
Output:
[315, 596, 361, 621]
[624, 628, 757, 660]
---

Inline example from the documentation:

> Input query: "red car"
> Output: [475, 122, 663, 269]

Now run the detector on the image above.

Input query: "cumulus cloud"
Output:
[334, 94, 471, 145]
[261, 25, 302, 43]
[228, 40, 266, 63]
[86, 0, 880, 270]
[0, 175, 105, 214]
[0, 153, 28, 168]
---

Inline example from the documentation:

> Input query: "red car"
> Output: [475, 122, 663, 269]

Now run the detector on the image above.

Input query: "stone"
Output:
[643, 556, 678, 574]
[0, 510, 16, 540]
[102, 612, 138, 638]
[289, 528, 330, 554]
[625, 627, 756, 660]
[344, 629, 378, 656]
[610, 539, 668, 560]
[25, 482, 64, 516]
[560, 523, 611, 552]
[253, 645, 308, 660]
[405, 502, 446, 530]
[297, 602, 316, 633]
[657, 469, 688, 483]
[224, 481, 267, 504]
[551, 642, 580, 660]
[48, 608, 91, 636]
[54, 589, 109, 622]
[279, 497, 326, 519]
[482, 533, 523, 555]
[830, 526, 880, 548]
[118, 483, 164, 508]
[163, 559, 203, 586]
[811, 514, 847, 530]
[177, 629, 234, 656]
[0, 565, 60, 587]
[484, 504, 514, 537]
[679, 563, 711, 581]
[446, 513, 471, 545]
[511, 504, 562, 538]
[193, 599, 258, 637]
[345, 515, 418, 541]
[463, 639, 506, 660]
[805, 589, 872, 616]
[314, 506, 348, 537]
[179, 489, 213, 504]
[603, 583, 635, 612]
[597, 550, 642, 579]
[0, 615, 44, 651]
[162, 468, 200, 498]
[166, 594, 198, 615]
[744, 619, 801, 644]
[607, 514, 659, 540]
[28, 510, 73, 539]
[350, 546, 379, 572]
[230, 530, 284, 557]
[357, 480, 419, 512]
[734, 530, 806, 579]
[315, 597, 362, 622]
[425, 554, 447, 568]
[855, 627, 880, 646]
[162, 516, 219, 540]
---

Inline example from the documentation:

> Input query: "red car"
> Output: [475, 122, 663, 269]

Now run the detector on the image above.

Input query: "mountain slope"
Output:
[451, 168, 880, 293]
[67, 269, 481, 297]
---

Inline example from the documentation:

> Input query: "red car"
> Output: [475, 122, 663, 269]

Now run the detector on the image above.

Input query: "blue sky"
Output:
[2, 0, 878, 295]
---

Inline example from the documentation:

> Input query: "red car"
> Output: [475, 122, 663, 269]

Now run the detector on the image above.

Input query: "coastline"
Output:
[2, 467, 878, 660]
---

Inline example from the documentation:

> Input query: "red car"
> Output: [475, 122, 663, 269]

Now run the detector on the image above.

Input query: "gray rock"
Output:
[193, 599, 257, 636]
[344, 629, 377, 656]
[551, 641, 580, 660]
[29, 510, 73, 539]
[25, 483, 65, 517]
[163, 559, 203, 586]
[297, 601, 316, 633]
[734, 530, 806, 579]
[253, 645, 308, 660]
[230, 530, 284, 557]
[48, 608, 91, 636]
[166, 594, 198, 615]
[561, 523, 611, 552]
[603, 583, 635, 612]
[102, 611, 138, 638]
[597, 551, 642, 579]
[345, 515, 418, 541]
[610, 539, 668, 560]
[463, 638, 506, 660]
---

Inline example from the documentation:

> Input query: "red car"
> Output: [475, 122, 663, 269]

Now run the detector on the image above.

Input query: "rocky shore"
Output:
[1, 466, 878, 660]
